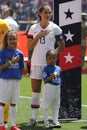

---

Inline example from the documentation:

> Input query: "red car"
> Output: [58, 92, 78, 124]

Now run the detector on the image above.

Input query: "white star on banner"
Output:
[64, 52, 74, 63]
[64, 30, 74, 41]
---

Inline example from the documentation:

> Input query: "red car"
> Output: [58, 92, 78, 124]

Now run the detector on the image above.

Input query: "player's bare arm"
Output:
[11, 55, 20, 64]
[55, 39, 65, 54]
[0, 55, 20, 70]
[44, 72, 59, 83]
[27, 30, 49, 51]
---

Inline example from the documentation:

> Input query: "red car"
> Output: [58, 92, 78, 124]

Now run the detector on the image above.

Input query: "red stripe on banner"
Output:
[59, 44, 81, 71]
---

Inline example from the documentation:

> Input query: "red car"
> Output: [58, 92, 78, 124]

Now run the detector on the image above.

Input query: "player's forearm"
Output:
[0, 61, 13, 70]
[44, 74, 56, 83]
[55, 40, 65, 54]
[27, 34, 41, 51]
[0, 56, 20, 70]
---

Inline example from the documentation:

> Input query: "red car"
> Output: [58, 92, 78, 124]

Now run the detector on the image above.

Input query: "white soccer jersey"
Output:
[28, 21, 63, 66]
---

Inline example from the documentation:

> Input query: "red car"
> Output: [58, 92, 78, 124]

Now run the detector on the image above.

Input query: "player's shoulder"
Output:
[15, 49, 24, 58]
[16, 49, 23, 54]
[43, 65, 49, 70]
[50, 21, 59, 27]
[30, 22, 39, 29]
[0, 19, 10, 30]
[0, 18, 5, 23]
[49, 21, 61, 31]
[56, 65, 62, 70]
[0, 48, 7, 55]
[0, 19, 7, 25]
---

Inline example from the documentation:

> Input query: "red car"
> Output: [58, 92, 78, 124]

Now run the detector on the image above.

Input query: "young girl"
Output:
[0, 30, 24, 130]
[42, 49, 62, 128]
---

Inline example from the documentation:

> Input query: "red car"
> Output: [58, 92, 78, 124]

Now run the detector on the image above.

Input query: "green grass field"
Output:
[7, 74, 87, 130]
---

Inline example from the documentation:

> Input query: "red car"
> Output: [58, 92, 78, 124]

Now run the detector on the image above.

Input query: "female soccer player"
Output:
[26, 4, 65, 126]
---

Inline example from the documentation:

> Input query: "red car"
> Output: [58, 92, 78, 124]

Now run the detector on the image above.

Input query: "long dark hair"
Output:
[3, 29, 17, 49]
[38, 4, 51, 21]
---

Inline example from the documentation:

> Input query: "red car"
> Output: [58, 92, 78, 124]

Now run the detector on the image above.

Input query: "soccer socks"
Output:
[43, 109, 48, 122]
[0, 105, 4, 125]
[31, 92, 40, 108]
[10, 106, 16, 126]
[31, 108, 38, 120]
[4, 104, 9, 123]
[52, 107, 59, 123]
[31, 92, 40, 120]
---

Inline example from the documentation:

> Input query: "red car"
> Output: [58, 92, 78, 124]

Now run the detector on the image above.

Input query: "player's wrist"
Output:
[54, 72, 58, 78]
[8, 60, 13, 66]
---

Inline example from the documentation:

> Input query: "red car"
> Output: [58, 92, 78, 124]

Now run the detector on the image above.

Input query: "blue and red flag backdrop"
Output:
[54, 0, 81, 119]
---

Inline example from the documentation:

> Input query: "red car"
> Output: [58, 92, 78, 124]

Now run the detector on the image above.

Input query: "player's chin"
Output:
[50, 63, 55, 66]
[45, 17, 51, 20]
[9, 45, 16, 49]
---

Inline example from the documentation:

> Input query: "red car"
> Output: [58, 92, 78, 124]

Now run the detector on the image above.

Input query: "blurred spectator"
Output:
[0, 18, 10, 50]
[2, 7, 19, 31]
[82, 0, 87, 13]
[0, 0, 87, 22]
[0, 0, 53, 21]
[0, 1, 8, 11]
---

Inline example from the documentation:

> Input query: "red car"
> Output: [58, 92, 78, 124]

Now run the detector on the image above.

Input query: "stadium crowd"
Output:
[0, 0, 87, 22]
[0, 0, 53, 21]
[82, 0, 87, 13]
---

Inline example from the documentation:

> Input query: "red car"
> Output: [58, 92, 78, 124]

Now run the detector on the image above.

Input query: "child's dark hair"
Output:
[3, 29, 17, 48]
[46, 49, 57, 58]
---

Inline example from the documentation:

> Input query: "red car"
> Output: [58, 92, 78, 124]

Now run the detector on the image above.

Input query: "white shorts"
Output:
[0, 79, 20, 104]
[42, 83, 60, 109]
[30, 65, 45, 79]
